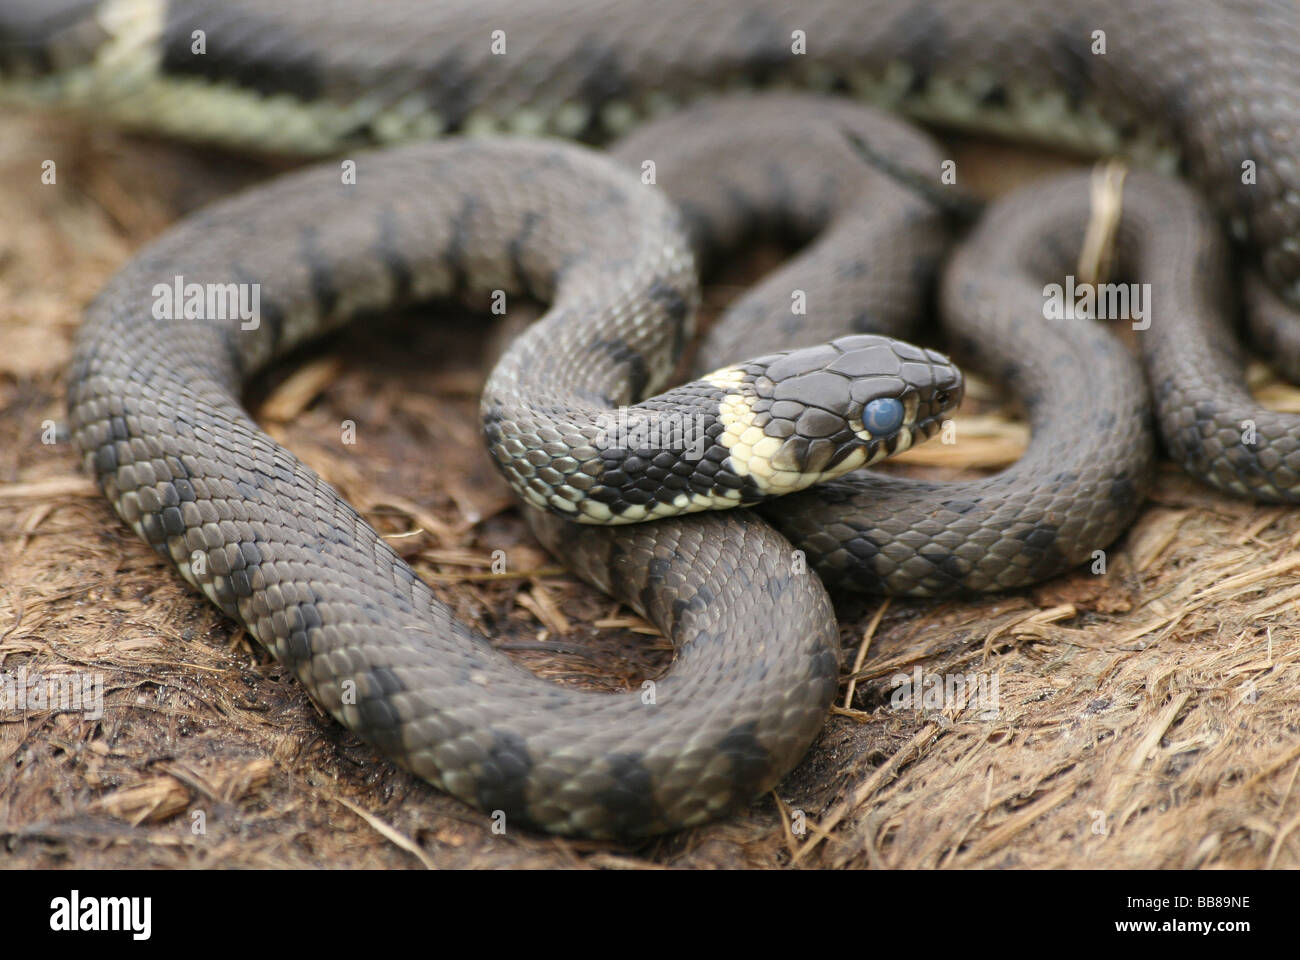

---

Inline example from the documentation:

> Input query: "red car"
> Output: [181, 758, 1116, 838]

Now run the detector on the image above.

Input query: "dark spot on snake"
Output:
[1194, 400, 1222, 427]
[374, 204, 413, 303]
[639, 555, 672, 615]
[357, 694, 402, 749]
[227, 569, 252, 598]
[160, 0, 324, 101]
[508, 210, 542, 300]
[285, 630, 310, 664]
[1017, 524, 1059, 553]
[734, 8, 791, 85]
[602, 538, 637, 604]
[210, 576, 236, 611]
[228, 261, 284, 357]
[160, 505, 185, 537]
[297, 225, 339, 318]
[669, 595, 697, 629]
[980, 84, 1009, 108]
[476, 730, 533, 821]
[424, 52, 474, 132]
[648, 278, 691, 359]
[717, 721, 771, 800]
[576, 40, 632, 136]
[826, 71, 855, 96]
[445, 195, 478, 293]
[1109, 474, 1138, 512]
[1051, 18, 1094, 108]
[893, 2, 947, 96]
[297, 597, 327, 635]
[139, 512, 165, 547]
[591, 339, 649, 401]
[942, 499, 980, 515]
[1226, 443, 1266, 482]
[918, 548, 969, 590]
[239, 541, 262, 567]
[93, 443, 117, 474]
[594, 753, 658, 834]
[366, 667, 405, 698]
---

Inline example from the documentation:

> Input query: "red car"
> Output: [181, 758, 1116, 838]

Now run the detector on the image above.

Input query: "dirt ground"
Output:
[2, 107, 1299, 870]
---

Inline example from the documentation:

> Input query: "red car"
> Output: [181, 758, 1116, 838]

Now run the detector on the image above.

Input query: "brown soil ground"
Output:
[2, 109, 1299, 869]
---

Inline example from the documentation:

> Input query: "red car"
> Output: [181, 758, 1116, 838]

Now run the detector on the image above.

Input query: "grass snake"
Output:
[5, 0, 1300, 836]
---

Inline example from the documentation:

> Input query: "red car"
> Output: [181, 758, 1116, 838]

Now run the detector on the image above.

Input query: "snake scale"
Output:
[5, 0, 1300, 837]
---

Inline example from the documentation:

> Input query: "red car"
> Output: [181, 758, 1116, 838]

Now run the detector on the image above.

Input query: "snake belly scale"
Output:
[1, 0, 1296, 836]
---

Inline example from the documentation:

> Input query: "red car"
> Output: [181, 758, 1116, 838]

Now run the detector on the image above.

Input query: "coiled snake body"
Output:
[6, 0, 1300, 836]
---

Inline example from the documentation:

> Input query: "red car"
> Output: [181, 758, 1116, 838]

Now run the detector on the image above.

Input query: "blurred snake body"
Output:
[5, 0, 1300, 836]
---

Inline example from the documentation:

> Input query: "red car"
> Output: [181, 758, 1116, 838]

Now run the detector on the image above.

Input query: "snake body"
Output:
[7, 0, 1300, 835]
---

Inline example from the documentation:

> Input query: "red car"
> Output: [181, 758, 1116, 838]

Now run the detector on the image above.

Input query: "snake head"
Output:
[544, 334, 961, 524]
[699, 334, 963, 497]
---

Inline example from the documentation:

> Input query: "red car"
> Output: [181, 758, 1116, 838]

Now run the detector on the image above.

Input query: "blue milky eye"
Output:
[863, 397, 904, 436]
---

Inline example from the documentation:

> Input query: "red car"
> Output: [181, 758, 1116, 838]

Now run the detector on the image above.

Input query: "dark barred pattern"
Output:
[67, 140, 851, 836]
[35, 0, 1300, 835]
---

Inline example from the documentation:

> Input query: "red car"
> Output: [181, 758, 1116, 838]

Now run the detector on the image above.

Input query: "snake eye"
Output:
[863, 397, 904, 436]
